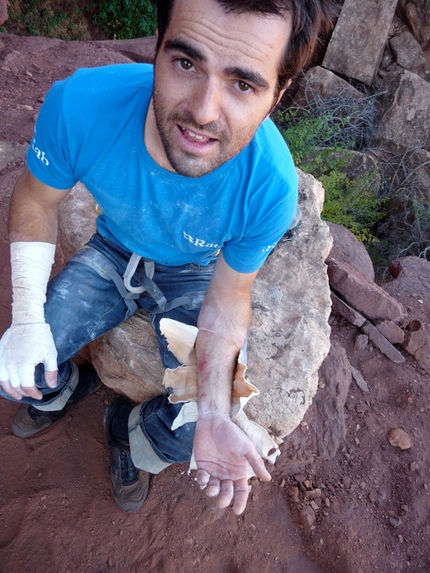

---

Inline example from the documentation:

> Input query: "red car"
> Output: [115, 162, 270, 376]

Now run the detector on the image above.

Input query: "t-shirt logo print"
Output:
[183, 231, 221, 250]
[31, 128, 50, 166]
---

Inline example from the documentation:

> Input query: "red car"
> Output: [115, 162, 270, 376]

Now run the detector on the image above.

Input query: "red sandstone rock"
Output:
[327, 257, 405, 324]
[376, 320, 405, 345]
[361, 321, 406, 364]
[327, 222, 375, 281]
[403, 320, 430, 373]
[331, 291, 366, 327]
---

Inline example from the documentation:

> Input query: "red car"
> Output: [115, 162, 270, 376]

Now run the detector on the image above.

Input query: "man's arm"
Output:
[0, 168, 70, 400]
[9, 167, 69, 243]
[193, 252, 271, 515]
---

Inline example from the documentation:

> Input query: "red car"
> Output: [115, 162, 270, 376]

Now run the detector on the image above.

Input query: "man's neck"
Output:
[144, 98, 175, 173]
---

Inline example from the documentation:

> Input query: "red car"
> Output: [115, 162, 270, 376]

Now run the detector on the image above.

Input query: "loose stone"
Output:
[387, 427, 411, 450]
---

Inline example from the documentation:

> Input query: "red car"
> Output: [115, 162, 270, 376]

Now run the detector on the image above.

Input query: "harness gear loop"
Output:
[73, 246, 199, 315]
[123, 253, 145, 294]
[72, 247, 140, 314]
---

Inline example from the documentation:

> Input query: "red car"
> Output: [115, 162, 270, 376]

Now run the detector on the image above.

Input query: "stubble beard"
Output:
[152, 84, 257, 178]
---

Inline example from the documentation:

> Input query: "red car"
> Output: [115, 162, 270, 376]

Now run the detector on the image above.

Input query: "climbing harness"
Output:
[72, 246, 203, 315]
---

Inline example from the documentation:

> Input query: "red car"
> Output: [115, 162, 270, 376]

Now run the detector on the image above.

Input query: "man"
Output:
[0, 0, 333, 514]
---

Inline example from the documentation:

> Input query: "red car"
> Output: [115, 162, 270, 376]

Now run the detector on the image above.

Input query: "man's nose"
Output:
[188, 79, 222, 126]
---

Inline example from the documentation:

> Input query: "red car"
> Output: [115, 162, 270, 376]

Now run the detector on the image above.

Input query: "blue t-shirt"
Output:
[27, 64, 298, 273]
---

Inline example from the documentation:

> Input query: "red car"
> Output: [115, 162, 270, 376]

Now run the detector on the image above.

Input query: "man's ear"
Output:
[265, 79, 292, 120]
[274, 79, 291, 106]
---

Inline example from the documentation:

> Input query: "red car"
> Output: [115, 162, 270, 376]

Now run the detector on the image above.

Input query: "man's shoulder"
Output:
[55, 63, 154, 103]
[44, 62, 154, 126]
[243, 118, 297, 185]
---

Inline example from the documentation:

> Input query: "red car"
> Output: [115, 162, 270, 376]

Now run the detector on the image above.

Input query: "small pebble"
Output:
[305, 488, 322, 500]
[287, 486, 300, 503]
[387, 428, 411, 450]
[300, 505, 316, 528]
[355, 334, 368, 351]
[342, 476, 351, 489]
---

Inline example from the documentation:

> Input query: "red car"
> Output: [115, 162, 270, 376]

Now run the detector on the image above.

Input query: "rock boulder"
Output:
[327, 222, 375, 281]
[372, 70, 430, 154]
[245, 171, 332, 438]
[397, 0, 430, 48]
[323, 0, 398, 85]
[385, 256, 430, 326]
[389, 30, 426, 74]
[294, 66, 365, 105]
[326, 255, 405, 324]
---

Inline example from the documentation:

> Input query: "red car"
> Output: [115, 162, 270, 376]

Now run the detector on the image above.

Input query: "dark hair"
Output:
[151, 0, 337, 90]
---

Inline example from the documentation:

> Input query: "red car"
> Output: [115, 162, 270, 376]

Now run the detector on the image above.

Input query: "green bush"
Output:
[278, 109, 385, 244]
[3, 0, 90, 40]
[313, 152, 385, 243]
[92, 0, 157, 39]
[278, 109, 349, 165]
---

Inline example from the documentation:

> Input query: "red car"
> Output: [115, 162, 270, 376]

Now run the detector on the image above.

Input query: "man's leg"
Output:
[8, 235, 136, 437]
[105, 260, 215, 511]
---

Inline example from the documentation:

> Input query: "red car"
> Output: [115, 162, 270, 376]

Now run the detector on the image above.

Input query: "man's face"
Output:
[151, 0, 292, 178]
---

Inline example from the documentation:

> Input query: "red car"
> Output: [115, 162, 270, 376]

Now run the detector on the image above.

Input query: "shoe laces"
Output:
[119, 449, 139, 486]
[28, 406, 45, 420]
[28, 405, 62, 421]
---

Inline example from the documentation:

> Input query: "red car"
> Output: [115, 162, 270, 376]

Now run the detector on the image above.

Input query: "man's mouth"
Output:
[179, 126, 217, 144]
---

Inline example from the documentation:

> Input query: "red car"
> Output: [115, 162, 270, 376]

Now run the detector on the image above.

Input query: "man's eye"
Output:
[179, 59, 193, 70]
[237, 81, 253, 93]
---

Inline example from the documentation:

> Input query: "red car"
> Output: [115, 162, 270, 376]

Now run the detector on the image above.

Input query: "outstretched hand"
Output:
[193, 411, 271, 515]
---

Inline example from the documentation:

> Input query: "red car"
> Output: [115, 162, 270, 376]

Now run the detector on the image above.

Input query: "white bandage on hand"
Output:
[0, 242, 57, 389]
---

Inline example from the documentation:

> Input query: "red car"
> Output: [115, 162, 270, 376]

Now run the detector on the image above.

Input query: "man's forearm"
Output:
[195, 262, 252, 417]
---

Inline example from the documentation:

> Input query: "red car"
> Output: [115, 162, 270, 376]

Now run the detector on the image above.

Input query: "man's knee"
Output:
[129, 396, 195, 472]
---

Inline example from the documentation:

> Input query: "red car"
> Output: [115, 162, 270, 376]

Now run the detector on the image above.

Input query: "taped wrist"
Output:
[10, 241, 55, 325]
